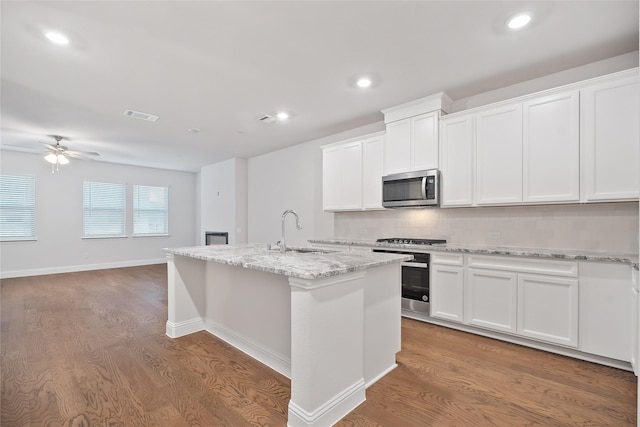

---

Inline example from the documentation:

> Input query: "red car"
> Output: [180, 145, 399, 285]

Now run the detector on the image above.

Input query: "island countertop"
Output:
[164, 243, 411, 280]
[308, 238, 639, 268]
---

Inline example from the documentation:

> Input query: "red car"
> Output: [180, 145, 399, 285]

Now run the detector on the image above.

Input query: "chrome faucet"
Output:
[280, 209, 303, 253]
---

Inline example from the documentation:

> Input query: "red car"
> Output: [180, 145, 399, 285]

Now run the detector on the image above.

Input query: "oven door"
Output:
[402, 261, 429, 302]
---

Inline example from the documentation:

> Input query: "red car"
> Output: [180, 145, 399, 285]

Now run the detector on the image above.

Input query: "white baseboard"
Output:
[207, 320, 292, 379]
[166, 317, 205, 338]
[403, 310, 634, 372]
[365, 363, 398, 389]
[0, 258, 167, 279]
[287, 379, 366, 427]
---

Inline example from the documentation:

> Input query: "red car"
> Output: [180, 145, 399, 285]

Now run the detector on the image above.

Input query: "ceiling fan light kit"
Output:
[40, 135, 99, 173]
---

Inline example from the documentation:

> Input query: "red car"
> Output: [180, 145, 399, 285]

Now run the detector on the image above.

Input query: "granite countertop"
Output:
[164, 243, 411, 280]
[308, 238, 639, 269]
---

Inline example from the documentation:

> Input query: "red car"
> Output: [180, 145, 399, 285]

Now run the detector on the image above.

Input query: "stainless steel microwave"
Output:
[382, 169, 440, 208]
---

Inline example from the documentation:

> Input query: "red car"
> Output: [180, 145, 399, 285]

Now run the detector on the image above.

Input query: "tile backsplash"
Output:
[334, 202, 639, 253]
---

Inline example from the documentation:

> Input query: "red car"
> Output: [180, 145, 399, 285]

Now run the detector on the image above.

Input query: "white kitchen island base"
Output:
[165, 247, 405, 427]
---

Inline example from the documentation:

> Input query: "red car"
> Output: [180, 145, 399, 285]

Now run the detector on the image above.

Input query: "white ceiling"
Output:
[1, 1, 638, 172]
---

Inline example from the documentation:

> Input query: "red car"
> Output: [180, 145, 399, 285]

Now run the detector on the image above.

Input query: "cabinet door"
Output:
[523, 91, 580, 203]
[579, 262, 633, 361]
[466, 268, 517, 334]
[322, 146, 342, 211]
[340, 141, 363, 210]
[476, 104, 523, 205]
[362, 135, 384, 209]
[632, 286, 638, 374]
[581, 74, 640, 201]
[517, 274, 578, 347]
[411, 112, 439, 171]
[384, 119, 411, 175]
[430, 265, 464, 323]
[439, 114, 474, 207]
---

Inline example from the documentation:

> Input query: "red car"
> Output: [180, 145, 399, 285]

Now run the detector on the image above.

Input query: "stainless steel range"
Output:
[373, 238, 446, 316]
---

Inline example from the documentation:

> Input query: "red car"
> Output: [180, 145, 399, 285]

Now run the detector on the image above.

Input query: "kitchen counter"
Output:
[164, 243, 408, 426]
[165, 243, 410, 279]
[309, 238, 639, 268]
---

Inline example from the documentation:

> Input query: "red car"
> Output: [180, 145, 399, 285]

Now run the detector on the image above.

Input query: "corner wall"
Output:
[247, 122, 384, 246]
[199, 158, 247, 245]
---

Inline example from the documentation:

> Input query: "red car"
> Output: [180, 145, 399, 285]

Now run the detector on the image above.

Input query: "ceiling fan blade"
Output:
[1, 144, 46, 153]
[39, 142, 58, 151]
[65, 150, 100, 157]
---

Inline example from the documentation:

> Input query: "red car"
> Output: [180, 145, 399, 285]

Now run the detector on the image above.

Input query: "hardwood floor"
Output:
[1, 264, 636, 426]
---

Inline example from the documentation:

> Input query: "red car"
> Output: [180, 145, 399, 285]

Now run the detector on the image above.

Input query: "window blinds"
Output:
[0, 174, 36, 241]
[83, 181, 126, 238]
[133, 185, 169, 236]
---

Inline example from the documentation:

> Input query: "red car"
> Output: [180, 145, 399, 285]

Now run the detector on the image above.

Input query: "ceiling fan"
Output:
[42, 135, 100, 173]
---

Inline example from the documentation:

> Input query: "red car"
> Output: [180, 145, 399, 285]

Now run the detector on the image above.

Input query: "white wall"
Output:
[0, 150, 197, 278]
[452, 51, 638, 111]
[199, 158, 247, 245]
[247, 122, 384, 247]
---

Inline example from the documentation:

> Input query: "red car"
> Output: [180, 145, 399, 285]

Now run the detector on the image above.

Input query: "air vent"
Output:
[258, 114, 277, 124]
[123, 109, 160, 122]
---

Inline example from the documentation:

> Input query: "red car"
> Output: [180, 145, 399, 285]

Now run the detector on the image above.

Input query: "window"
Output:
[0, 175, 36, 241]
[133, 185, 169, 236]
[83, 181, 126, 238]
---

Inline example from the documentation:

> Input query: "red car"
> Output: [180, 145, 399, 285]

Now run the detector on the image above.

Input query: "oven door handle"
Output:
[402, 262, 428, 268]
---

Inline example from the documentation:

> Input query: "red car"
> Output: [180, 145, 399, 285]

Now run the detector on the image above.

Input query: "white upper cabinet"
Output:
[439, 114, 474, 207]
[411, 112, 439, 171]
[438, 68, 638, 208]
[581, 73, 640, 202]
[384, 111, 440, 175]
[384, 119, 412, 175]
[475, 104, 523, 205]
[381, 92, 452, 176]
[362, 134, 384, 209]
[523, 91, 580, 203]
[322, 146, 342, 211]
[321, 131, 385, 212]
[322, 141, 362, 211]
[340, 141, 364, 210]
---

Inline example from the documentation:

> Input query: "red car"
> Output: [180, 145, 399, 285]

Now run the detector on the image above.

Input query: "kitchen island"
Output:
[164, 244, 410, 427]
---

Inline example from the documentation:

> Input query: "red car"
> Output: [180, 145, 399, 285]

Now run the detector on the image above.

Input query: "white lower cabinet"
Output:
[517, 274, 579, 347]
[579, 262, 633, 362]
[431, 264, 464, 323]
[428, 252, 636, 367]
[466, 268, 517, 334]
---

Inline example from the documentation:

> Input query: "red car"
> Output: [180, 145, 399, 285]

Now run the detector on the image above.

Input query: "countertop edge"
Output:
[164, 246, 411, 280]
[309, 239, 639, 268]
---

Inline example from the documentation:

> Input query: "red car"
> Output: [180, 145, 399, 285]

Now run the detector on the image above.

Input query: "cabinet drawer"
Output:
[466, 255, 578, 277]
[431, 252, 464, 266]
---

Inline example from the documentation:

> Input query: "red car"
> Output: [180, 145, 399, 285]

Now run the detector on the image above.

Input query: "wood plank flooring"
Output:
[1, 264, 636, 426]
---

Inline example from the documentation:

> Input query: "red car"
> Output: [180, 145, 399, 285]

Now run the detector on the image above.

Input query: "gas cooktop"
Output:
[376, 238, 446, 245]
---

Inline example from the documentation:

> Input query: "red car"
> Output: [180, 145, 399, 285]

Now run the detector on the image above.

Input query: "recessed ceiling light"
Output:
[45, 31, 70, 45]
[276, 112, 289, 120]
[356, 77, 373, 88]
[507, 13, 532, 30]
